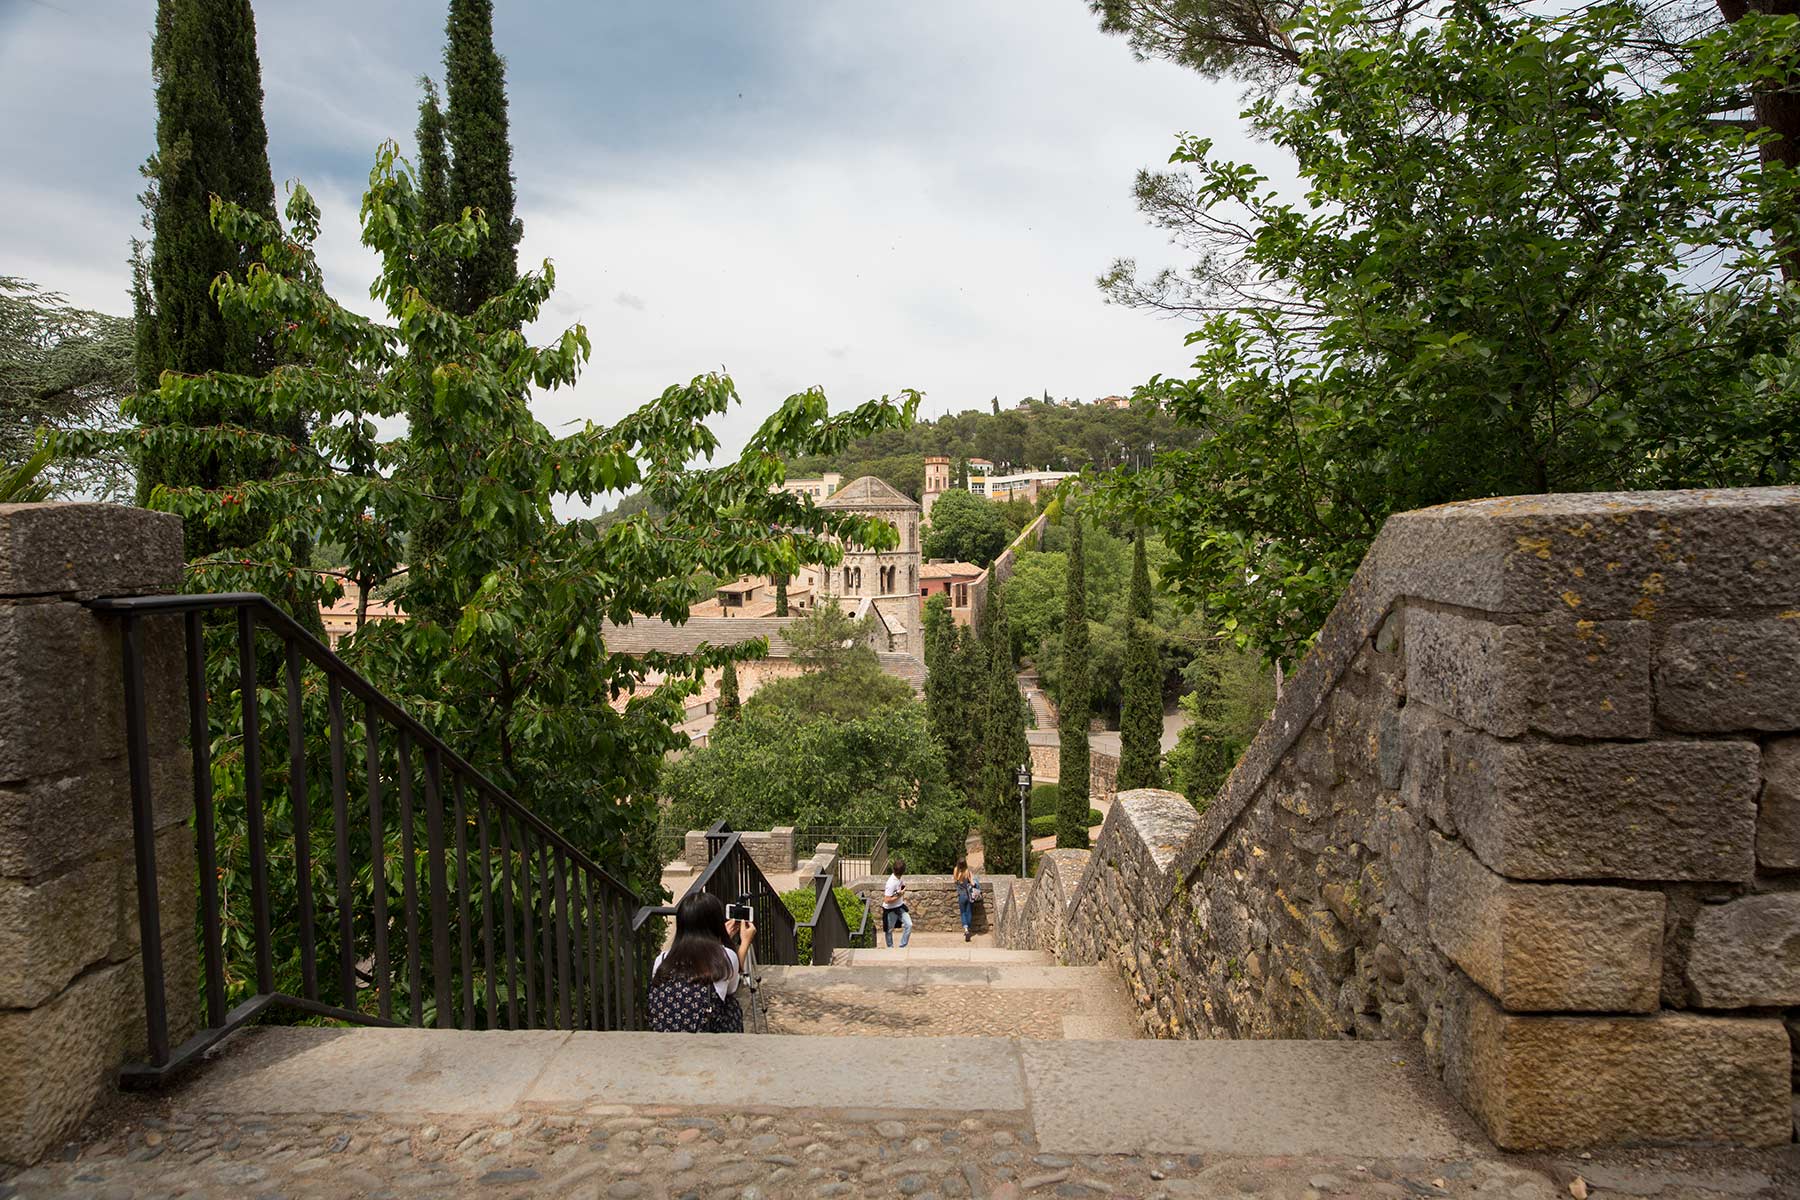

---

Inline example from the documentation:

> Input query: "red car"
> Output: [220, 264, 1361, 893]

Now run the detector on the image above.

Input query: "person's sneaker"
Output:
[963, 928, 971, 941]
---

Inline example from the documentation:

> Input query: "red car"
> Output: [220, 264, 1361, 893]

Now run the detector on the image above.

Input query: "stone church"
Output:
[794, 475, 923, 657]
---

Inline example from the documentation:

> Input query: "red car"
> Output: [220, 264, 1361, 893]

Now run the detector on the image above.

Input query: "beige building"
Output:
[794, 475, 923, 656]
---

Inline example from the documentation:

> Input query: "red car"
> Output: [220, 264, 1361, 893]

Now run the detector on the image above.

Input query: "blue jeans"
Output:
[883, 906, 912, 947]
[958, 895, 974, 930]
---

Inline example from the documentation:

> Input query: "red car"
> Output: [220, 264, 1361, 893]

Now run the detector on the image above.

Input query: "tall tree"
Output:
[774, 575, 790, 616]
[947, 622, 986, 799]
[1117, 536, 1163, 790]
[413, 75, 455, 305]
[442, 0, 521, 314]
[1, 278, 135, 499]
[1056, 512, 1092, 847]
[716, 658, 741, 722]
[979, 587, 1029, 874]
[134, 0, 289, 558]
[1100, 0, 1800, 659]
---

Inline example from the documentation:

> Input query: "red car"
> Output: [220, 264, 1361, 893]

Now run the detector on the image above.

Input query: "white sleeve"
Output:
[884, 877, 899, 899]
[718, 946, 741, 999]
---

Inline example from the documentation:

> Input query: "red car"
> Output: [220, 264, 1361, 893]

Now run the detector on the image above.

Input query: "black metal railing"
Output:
[794, 825, 888, 882]
[795, 864, 871, 965]
[89, 593, 645, 1082]
[633, 821, 800, 968]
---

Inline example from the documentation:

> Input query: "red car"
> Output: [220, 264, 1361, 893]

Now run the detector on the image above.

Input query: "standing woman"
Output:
[953, 859, 982, 942]
[648, 892, 756, 1033]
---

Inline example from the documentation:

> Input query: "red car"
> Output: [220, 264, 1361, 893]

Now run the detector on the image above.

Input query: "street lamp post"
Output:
[1015, 765, 1032, 877]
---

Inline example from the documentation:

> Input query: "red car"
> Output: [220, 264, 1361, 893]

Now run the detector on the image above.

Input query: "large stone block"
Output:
[1686, 893, 1800, 1007]
[0, 957, 136, 1165]
[1656, 618, 1800, 732]
[1406, 609, 1652, 739]
[1428, 835, 1663, 1012]
[1760, 736, 1800, 871]
[0, 602, 188, 784]
[0, 503, 182, 601]
[1449, 986, 1792, 1149]
[1447, 734, 1758, 881]
[0, 751, 191, 879]
[1379, 488, 1800, 619]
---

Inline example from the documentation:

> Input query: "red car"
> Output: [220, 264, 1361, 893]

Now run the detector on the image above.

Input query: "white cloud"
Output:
[1, 0, 1289, 520]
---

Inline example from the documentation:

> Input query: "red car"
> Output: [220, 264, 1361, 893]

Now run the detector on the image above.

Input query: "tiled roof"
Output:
[821, 475, 918, 511]
[920, 561, 981, 579]
[600, 616, 798, 655]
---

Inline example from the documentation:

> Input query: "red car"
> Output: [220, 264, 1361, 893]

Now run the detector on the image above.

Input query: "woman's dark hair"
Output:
[891, 858, 906, 876]
[652, 892, 733, 987]
[954, 858, 968, 875]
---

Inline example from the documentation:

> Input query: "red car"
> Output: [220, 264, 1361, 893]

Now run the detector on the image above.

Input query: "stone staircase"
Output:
[759, 940, 1140, 1041]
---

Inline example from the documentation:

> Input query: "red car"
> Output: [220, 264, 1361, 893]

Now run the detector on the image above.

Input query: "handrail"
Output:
[633, 821, 801, 967]
[87, 590, 645, 1079]
[88, 593, 637, 901]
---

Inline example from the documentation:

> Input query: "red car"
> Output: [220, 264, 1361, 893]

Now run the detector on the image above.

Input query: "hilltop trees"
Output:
[1117, 536, 1163, 790]
[1056, 512, 1092, 847]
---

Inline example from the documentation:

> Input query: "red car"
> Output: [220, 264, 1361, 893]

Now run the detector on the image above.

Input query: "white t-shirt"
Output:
[883, 874, 906, 909]
[652, 945, 740, 1001]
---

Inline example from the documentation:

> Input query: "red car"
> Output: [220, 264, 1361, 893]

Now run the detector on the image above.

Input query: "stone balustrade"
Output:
[851, 873, 1017, 934]
[998, 487, 1800, 1150]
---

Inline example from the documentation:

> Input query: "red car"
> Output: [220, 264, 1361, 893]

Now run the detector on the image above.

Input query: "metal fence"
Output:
[631, 821, 801, 969]
[89, 593, 645, 1083]
[794, 825, 888, 882]
[794, 864, 872, 964]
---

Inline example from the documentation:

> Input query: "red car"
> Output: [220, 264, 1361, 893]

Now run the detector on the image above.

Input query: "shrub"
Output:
[1028, 809, 1102, 838]
[1029, 783, 1061, 817]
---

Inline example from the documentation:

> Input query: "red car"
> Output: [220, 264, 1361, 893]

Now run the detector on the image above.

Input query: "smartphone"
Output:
[725, 903, 753, 924]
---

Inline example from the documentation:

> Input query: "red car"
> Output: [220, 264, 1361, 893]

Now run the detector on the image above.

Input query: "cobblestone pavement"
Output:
[6, 1098, 1794, 1200]
[762, 983, 1072, 1038]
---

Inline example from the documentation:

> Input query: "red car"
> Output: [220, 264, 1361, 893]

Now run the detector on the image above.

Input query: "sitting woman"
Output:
[648, 893, 756, 1033]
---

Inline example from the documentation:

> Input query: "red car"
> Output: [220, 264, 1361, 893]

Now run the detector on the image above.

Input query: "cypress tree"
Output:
[717, 658, 741, 722]
[136, 0, 282, 519]
[1118, 535, 1164, 790]
[414, 75, 455, 305]
[442, 0, 521, 314]
[980, 587, 1028, 875]
[774, 575, 789, 617]
[948, 622, 985, 799]
[1056, 512, 1091, 848]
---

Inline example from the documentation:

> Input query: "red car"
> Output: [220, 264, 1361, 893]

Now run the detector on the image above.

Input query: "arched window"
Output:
[909, 564, 917, 594]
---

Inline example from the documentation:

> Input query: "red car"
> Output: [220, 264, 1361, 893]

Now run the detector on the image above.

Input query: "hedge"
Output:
[780, 884, 870, 963]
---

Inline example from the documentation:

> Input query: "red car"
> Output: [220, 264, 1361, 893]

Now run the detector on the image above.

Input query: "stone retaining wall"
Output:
[851, 874, 1017, 934]
[0, 504, 197, 1165]
[684, 827, 796, 876]
[997, 488, 1800, 1150]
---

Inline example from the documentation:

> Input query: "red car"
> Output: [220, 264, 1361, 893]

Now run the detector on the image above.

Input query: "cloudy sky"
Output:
[1, 1, 1251, 512]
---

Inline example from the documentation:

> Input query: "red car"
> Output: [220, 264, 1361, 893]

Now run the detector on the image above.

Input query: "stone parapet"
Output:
[1003, 487, 1800, 1150]
[0, 504, 195, 1166]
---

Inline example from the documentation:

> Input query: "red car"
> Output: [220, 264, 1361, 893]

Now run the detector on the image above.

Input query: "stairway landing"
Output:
[12, 1027, 1793, 1199]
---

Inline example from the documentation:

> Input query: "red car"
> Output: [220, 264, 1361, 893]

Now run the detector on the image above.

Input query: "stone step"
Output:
[829, 945, 1053, 965]
[758, 963, 1142, 1040]
[181, 1027, 1483, 1159]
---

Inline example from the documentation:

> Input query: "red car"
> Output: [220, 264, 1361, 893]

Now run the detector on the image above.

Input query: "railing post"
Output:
[0, 504, 189, 1166]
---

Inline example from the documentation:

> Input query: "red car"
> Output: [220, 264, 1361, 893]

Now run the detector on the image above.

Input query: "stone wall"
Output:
[1028, 742, 1120, 804]
[969, 511, 1049, 634]
[683, 826, 796, 876]
[997, 488, 1800, 1151]
[851, 873, 1017, 934]
[0, 504, 196, 1165]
